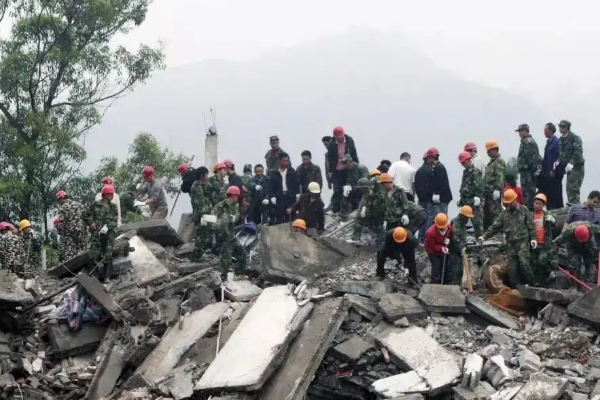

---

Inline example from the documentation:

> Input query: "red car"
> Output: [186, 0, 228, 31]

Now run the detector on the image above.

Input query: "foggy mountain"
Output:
[87, 29, 593, 225]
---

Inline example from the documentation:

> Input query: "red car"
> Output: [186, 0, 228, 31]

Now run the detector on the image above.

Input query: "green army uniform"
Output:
[0, 232, 26, 278]
[353, 178, 386, 243]
[190, 180, 213, 260]
[339, 159, 369, 218]
[554, 222, 600, 284]
[481, 204, 535, 287]
[558, 120, 585, 204]
[382, 187, 409, 228]
[531, 210, 557, 285]
[208, 175, 226, 205]
[19, 230, 44, 277]
[483, 154, 506, 229]
[446, 215, 469, 285]
[458, 164, 484, 237]
[265, 142, 291, 173]
[212, 200, 246, 278]
[241, 165, 253, 204]
[516, 124, 542, 210]
[58, 199, 88, 262]
[85, 202, 118, 280]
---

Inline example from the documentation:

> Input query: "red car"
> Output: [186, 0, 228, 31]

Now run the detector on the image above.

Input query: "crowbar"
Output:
[462, 248, 473, 292]
[558, 266, 592, 291]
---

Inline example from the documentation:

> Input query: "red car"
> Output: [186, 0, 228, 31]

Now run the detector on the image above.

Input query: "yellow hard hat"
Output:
[459, 205, 474, 218]
[503, 189, 517, 204]
[292, 219, 307, 230]
[534, 193, 547, 204]
[370, 169, 381, 176]
[485, 140, 499, 151]
[18, 219, 31, 231]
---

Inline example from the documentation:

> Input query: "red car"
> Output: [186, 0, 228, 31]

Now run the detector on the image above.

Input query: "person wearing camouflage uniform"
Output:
[557, 120, 585, 205]
[339, 155, 369, 218]
[56, 190, 87, 262]
[479, 189, 536, 287]
[379, 173, 409, 230]
[483, 140, 506, 229]
[554, 223, 600, 284]
[264, 135, 291, 173]
[119, 185, 139, 223]
[516, 123, 542, 210]
[458, 151, 484, 237]
[190, 167, 213, 260]
[241, 164, 253, 205]
[446, 206, 473, 285]
[209, 162, 228, 205]
[530, 193, 557, 285]
[211, 186, 246, 278]
[85, 185, 118, 281]
[0, 223, 26, 277]
[18, 220, 43, 277]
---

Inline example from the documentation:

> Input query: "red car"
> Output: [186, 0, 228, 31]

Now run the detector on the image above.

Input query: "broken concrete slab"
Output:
[568, 285, 600, 325]
[417, 284, 467, 314]
[518, 348, 541, 372]
[47, 323, 108, 359]
[86, 344, 125, 400]
[453, 382, 496, 400]
[174, 242, 195, 257]
[517, 285, 580, 305]
[332, 335, 374, 363]
[345, 294, 378, 320]
[195, 285, 309, 393]
[512, 374, 567, 400]
[317, 236, 361, 257]
[47, 239, 130, 278]
[260, 297, 349, 400]
[177, 261, 209, 275]
[224, 280, 263, 302]
[378, 293, 428, 322]
[144, 239, 166, 260]
[0, 276, 34, 309]
[126, 236, 170, 287]
[371, 371, 429, 397]
[258, 224, 345, 283]
[118, 219, 183, 247]
[148, 267, 221, 301]
[491, 384, 524, 400]
[334, 280, 394, 300]
[386, 396, 424, 400]
[540, 303, 571, 326]
[466, 295, 520, 330]
[77, 273, 123, 322]
[177, 212, 196, 243]
[136, 302, 229, 383]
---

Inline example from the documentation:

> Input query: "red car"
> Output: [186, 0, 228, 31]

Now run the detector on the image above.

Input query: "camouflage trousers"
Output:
[566, 167, 585, 205]
[469, 204, 483, 237]
[89, 232, 115, 280]
[352, 216, 385, 244]
[216, 234, 247, 277]
[531, 243, 557, 286]
[59, 230, 87, 262]
[566, 242, 597, 284]
[483, 195, 502, 230]
[339, 191, 362, 219]
[193, 216, 213, 260]
[519, 172, 537, 210]
[506, 241, 535, 287]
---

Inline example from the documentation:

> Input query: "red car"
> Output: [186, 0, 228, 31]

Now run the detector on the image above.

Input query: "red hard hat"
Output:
[213, 162, 226, 171]
[178, 163, 189, 175]
[0, 222, 9, 231]
[142, 166, 155, 176]
[222, 159, 234, 168]
[574, 225, 591, 243]
[54, 216, 60, 227]
[425, 147, 440, 158]
[227, 186, 241, 196]
[333, 126, 345, 137]
[101, 185, 115, 195]
[56, 190, 68, 199]
[101, 176, 113, 186]
[464, 142, 477, 151]
[458, 151, 472, 164]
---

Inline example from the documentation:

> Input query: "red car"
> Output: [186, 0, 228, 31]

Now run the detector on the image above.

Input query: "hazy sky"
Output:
[116, 0, 600, 105]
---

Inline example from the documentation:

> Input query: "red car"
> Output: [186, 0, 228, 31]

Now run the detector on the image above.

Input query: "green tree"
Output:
[0, 0, 165, 237]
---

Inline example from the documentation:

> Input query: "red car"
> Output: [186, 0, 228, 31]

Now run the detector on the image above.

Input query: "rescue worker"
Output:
[516, 123, 542, 210]
[291, 219, 308, 234]
[223, 160, 246, 218]
[352, 177, 385, 242]
[209, 162, 228, 204]
[326, 126, 360, 214]
[369, 169, 382, 190]
[296, 150, 323, 194]
[265, 135, 290, 173]
[554, 223, 600, 285]
[94, 177, 122, 226]
[267, 153, 299, 224]
[376, 227, 418, 286]
[478, 189, 536, 287]
[425, 213, 453, 284]
[241, 164, 253, 205]
[248, 164, 269, 224]
[557, 120, 585, 205]
[0, 222, 26, 276]
[482, 140, 506, 229]
[190, 167, 212, 260]
[137, 166, 168, 219]
[119, 185, 139, 223]
[503, 168, 524, 205]
[289, 182, 325, 237]
[457, 151, 484, 237]
[210, 186, 246, 279]
[85, 185, 118, 282]
[445, 206, 472, 285]
[339, 155, 369, 218]
[56, 190, 87, 262]
[379, 173, 409, 230]
[18, 219, 43, 276]
[178, 162, 199, 211]
[321, 136, 333, 190]
[463, 142, 487, 174]
[531, 193, 557, 285]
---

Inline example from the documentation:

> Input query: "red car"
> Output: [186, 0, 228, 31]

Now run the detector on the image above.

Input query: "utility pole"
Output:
[204, 108, 219, 175]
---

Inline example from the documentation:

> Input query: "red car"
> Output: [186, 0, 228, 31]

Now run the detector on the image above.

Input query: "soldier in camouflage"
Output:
[482, 140, 506, 229]
[18, 219, 43, 277]
[446, 206, 473, 284]
[241, 164, 253, 205]
[85, 185, 118, 281]
[530, 193, 557, 285]
[515, 124, 542, 210]
[0, 222, 26, 277]
[264, 135, 291, 173]
[208, 162, 228, 205]
[553, 223, 600, 284]
[479, 188, 537, 287]
[211, 186, 246, 278]
[56, 190, 88, 262]
[339, 155, 369, 218]
[379, 173, 410, 230]
[457, 151, 484, 237]
[190, 167, 213, 260]
[557, 120, 585, 205]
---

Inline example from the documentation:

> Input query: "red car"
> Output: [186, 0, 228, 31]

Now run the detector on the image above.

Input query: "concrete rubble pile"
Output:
[2, 217, 600, 399]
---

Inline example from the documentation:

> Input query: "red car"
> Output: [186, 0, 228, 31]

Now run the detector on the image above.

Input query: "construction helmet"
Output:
[101, 176, 113, 186]
[463, 142, 477, 152]
[425, 147, 440, 158]
[434, 213, 449, 229]
[213, 162, 226, 172]
[292, 219, 307, 230]
[18, 219, 31, 230]
[142, 166, 155, 177]
[370, 169, 381, 177]
[102, 185, 115, 195]
[227, 186, 241, 196]
[178, 163, 190, 175]
[222, 159, 234, 168]
[379, 173, 393, 183]
[308, 182, 321, 194]
[56, 190, 68, 200]
[392, 227, 408, 243]
[54, 216, 60, 227]
[356, 178, 370, 189]
[333, 126, 345, 137]
[0, 222, 10, 231]
[534, 193, 547, 204]
[485, 140, 499, 151]
[574, 225, 590, 243]
[459, 205, 474, 218]
[503, 189, 517, 204]
[458, 151, 472, 164]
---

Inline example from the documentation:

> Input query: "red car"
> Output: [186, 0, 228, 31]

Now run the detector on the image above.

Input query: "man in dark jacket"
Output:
[376, 227, 418, 285]
[248, 164, 269, 224]
[539, 122, 563, 209]
[296, 150, 323, 194]
[326, 126, 359, 214]
[289, 182, 325, 236]
[223, 160, 245, 210]
[322, 136, 333, 190]
[267, 153, 299, 224]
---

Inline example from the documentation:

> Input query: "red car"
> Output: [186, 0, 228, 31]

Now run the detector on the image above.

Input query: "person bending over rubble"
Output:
[338, 155, 369, 219]
[137, 166, 168, 220]
[531, 193, 558, 285]
[445, 206, 473, 284]
[553, 223, 600, 285]
[376, 227, 418, 286]
[85, 185, 118, 282]
[350, 177, 374, 242]
[18, 219, 43, 278]
[288, 182, 325, 237]
[0, 222, 26, 277]
[56, 190, 87, 262]
[291, 219, 308, 234]
[478, 189, 536, 287]
[425, 213, 453, 284]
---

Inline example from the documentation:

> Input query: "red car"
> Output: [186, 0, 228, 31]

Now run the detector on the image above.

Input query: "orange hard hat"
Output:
[370, 169, 381, 176]
[503, 189, 517, 204]
[392, 227, 408, 243]
[459, 205, 474, 218]
[434, 213, 449, 229]
[458, 151, 472, 164]
[379, 173, 393, 183]
[292, 219, 307, 230]
[534, 193, 547, 204]
[485, 140, 499, 151]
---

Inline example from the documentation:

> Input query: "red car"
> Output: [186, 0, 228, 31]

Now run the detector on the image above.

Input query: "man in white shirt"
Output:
[389, 152, 416, 201]
[94, 176, 122, 226]
[464, 142, 487, 175]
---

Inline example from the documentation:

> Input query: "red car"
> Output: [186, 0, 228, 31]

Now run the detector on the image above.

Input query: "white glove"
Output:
[271, 197, 276, 205]
[432, 194, 440, 203]
[477, 236, 484, 243]
[255, 185, 262, 191]
[474, 197, 481, 207]
[133, 200, 145, 207]
[442, 246, 449, 254]
[382, 221, 387, 230]
[545, 215, 556, 223]
[261, 199, 269, 205]
[462, 353, 484, 389]
[343, 185, 351, 198]
[401, 215, 409, 225]
[100, 225, 108, 235]
[443, 238, 450, 245]
[493, 190, 500, 201]
[566, 163, 574, 172]
[530, 240, 537, 249]
[201, 215, 217, 225]
[553, 161, 559, 169]
[360, 207, 366, 218]
[296, 194, 300, 200]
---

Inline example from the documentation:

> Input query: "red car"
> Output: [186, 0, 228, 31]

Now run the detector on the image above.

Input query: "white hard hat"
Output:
[308, 182, 321, 194]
